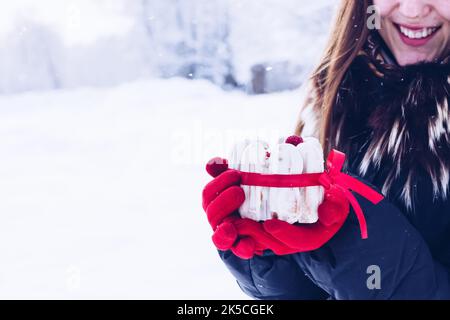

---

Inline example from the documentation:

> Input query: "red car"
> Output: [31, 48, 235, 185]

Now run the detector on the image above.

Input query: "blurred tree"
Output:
[141, 0, 237, 89]
[0, 20, 62, 94]
[0, 0, 334, 94]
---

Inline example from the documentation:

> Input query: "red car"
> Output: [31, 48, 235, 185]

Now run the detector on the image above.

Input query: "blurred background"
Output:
[0, 0, 335, 299]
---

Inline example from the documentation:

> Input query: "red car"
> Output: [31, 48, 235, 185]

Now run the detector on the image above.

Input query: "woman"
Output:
[202, 0, 450, 299]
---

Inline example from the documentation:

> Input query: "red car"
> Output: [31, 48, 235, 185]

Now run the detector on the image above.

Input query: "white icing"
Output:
[230, 137, 325, 224]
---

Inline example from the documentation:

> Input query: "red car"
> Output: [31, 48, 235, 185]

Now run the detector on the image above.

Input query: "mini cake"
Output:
[229, 136, 325, 224]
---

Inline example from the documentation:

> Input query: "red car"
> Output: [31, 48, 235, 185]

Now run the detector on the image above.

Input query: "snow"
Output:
[0, 78, 304, 299]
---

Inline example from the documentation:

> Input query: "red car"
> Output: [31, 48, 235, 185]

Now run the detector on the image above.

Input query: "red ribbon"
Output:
[238, 149, 384, 239]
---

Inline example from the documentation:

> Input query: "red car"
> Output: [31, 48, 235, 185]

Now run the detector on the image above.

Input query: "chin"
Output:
[394, 53, 431, 66]
[390, 42, 444, 66]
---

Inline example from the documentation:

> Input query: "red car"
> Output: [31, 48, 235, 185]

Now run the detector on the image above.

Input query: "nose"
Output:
[398, 0, 431, 19]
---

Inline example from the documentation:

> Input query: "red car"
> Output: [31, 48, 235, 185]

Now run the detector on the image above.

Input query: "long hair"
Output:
[295, 0, 373, 155]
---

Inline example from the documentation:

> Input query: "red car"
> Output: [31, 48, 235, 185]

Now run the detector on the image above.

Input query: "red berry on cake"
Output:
[206, 157, 229, 177]
[285, 135, 304, 146]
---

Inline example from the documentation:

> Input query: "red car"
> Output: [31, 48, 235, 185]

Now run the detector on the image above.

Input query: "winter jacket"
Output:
[218, 32, 450, 300]
[219, 177, 450, 300]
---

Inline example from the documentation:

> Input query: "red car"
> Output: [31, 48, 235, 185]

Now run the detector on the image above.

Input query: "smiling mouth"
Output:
[393, 23, 441, 46]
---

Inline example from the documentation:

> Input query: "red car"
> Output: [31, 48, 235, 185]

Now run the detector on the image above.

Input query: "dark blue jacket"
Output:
[219, 188, 450, 299]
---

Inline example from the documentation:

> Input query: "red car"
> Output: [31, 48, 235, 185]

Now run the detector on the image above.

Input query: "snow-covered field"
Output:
[0, 78, 303, 299]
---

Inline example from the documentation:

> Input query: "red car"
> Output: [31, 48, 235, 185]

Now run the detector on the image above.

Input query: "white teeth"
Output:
[399, 25, 437, 39]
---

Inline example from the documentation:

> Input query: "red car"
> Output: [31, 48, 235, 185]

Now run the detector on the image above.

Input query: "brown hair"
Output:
[295, 0, 373, 155]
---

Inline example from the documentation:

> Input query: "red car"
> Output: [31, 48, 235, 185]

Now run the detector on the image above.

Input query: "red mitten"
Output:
[202, 160, 244, 229]
[263, 186, 350, 252]
[213, 216, 298, 258]
[203, 158, 295, 259]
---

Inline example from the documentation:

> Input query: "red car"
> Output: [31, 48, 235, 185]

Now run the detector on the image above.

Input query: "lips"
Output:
[393, 23, 441, 47]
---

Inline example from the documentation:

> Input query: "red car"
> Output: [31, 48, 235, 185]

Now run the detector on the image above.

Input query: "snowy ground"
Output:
[0, 78, 303, 299]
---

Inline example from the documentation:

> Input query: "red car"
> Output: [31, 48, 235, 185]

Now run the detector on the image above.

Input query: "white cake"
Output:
[229, 137, 325, 224]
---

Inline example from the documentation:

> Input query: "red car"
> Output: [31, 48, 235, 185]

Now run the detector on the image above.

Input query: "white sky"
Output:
[0, 0, 134, 46]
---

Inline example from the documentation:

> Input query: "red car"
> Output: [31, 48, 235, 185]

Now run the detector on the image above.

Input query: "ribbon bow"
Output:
[239, 149, 385, 239]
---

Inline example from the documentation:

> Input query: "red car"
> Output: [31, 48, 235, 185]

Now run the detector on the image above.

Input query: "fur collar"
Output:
[332, 32, 450, 212]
